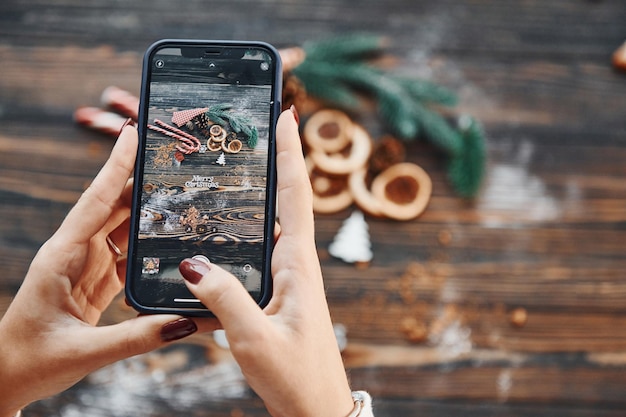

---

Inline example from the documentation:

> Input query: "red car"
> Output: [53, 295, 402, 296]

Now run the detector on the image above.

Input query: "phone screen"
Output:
[126, 41, 281, 315]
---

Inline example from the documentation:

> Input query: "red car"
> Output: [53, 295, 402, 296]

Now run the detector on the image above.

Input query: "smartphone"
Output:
[125, 39, 282, 316]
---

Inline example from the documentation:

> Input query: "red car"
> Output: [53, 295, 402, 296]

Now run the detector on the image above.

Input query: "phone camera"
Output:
[154, 59, 165, 69]
[259, 61, 270, 71]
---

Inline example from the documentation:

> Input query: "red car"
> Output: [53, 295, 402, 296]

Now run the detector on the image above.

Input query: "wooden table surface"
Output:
[2, 1, 626, 416]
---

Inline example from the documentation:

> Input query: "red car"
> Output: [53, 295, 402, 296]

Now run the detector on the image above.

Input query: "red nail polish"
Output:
[118, 117, 136, 136]
[289, 104, 300, 126]
[160, 318, 197, 342]
[179, 258, 211, 284]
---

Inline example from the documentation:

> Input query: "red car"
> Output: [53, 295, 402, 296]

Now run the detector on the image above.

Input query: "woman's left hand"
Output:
[0, 125, 213, 417]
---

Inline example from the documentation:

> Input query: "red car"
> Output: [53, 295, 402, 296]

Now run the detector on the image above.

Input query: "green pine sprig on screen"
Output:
[205, 104, 258, 148]
[204, 103, 231, 126]
[292, 33, 486, 198]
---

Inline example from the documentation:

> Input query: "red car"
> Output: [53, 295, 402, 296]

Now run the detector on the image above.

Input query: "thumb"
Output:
[81, 314, 198, 369]
[179, 258, 268, 339]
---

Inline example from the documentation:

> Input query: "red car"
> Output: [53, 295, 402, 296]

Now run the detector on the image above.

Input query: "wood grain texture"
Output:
[1, 0, 626, 416]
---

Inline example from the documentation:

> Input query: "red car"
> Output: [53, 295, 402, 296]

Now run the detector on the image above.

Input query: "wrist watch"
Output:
[347, 391, 373, 417]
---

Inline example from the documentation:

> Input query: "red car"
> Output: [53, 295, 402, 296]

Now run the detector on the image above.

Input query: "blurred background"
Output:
[1, 1, 626, 416]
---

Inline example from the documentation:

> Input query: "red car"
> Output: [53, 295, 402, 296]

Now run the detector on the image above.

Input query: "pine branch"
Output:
[447, 116, 486, 197]
[294, 60, 459, 144]
[205, 105, 230, 126]
[410, 102, 463, 156]
[377, 89, 420, 139]
[294, 68, 361, 109]
[292, 33, 487, 198]
[204, 104, 258, 148]
[394, 77, 458, 106]
[303, 33, 385, 62]
[241, 124, 258, 148]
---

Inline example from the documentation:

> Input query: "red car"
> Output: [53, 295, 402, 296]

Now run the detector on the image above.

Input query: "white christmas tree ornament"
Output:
[216, 152, 226, 166]
[328, 210, 373, 264]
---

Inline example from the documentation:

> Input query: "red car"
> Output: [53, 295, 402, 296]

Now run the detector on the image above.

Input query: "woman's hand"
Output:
[179, 109, 355, 417]
[0, 125, 209, 417]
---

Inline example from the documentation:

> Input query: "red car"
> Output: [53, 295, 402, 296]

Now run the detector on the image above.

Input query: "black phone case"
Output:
[125, 39, 282, 316]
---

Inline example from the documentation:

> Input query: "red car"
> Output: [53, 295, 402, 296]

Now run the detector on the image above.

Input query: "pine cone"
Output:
[194, 113, 211, 129]
[369, 136, 406, 175]
[282, 73, 308, 112]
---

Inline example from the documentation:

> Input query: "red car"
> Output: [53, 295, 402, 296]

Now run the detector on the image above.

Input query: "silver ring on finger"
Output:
[106, 235, 124, 257]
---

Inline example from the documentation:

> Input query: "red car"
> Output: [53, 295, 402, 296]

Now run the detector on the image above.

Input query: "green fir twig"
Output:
[292, 33, 486, 198]
[449, 116, 486, 198]
[205, 104, 258, 148]
[303, 33, 386, 62]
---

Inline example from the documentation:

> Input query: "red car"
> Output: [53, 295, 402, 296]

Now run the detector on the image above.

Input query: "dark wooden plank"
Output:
[347, 362, 626, 405]
[22, 341, 626, 415]
[370, 399, 626, 417]
[1, 1, 625, 58]
[2, 0, 626, 415]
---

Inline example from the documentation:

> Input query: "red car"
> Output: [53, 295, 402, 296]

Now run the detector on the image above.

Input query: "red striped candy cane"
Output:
[153, 119, 202, 150]
[101, 86, 139, 120]
[74, 107, 129, 137]
[147, 124, 196, 154]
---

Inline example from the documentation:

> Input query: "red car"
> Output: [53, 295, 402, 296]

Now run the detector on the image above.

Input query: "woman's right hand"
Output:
[178, 108, 355, 417]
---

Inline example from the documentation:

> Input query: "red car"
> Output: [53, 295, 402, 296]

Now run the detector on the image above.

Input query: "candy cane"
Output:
[101, 86, 139, 120]
[74, 107, 129, 137]
[279, 47, 306, 72]
[147, 124, 196, 154]
[153, 119, 201, 150]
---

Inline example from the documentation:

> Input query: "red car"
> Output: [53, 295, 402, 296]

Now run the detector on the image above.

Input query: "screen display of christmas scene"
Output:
[130, 45, 277, 308]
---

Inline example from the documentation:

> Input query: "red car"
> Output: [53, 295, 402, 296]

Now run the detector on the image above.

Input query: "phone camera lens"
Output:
[260, 61, 270, 71]
[155, 59, 165, 69]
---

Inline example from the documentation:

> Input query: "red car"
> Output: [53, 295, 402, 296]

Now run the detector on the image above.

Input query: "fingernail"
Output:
[289, 104, 300, 126]
[179, 257, 211, 285]
[160, 317, 197, 342]
[118, 117, 136, 136]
